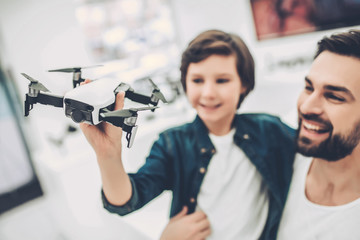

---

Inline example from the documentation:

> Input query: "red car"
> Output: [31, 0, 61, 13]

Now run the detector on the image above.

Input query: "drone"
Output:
[22, 71, 168, 148]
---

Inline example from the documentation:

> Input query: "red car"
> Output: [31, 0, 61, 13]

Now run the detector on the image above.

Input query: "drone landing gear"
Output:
[125, 125, 138, 148]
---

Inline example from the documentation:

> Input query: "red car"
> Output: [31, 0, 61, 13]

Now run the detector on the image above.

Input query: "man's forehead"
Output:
[308, 51, 360, 90]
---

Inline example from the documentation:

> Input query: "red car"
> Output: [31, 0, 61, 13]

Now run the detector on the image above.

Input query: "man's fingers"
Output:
[196, 228, 211, 240]
[188, 210, 207, 222]
[170, 206, 188, 222]
[195, 217, 211, 232]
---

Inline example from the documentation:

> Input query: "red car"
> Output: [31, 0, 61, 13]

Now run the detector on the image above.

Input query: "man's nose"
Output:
[298, 92, 323, 116]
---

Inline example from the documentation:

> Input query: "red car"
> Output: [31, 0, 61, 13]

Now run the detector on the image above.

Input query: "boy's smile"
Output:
[185, 54, 246, 135]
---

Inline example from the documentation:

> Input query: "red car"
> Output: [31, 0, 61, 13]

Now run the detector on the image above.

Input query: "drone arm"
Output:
[99, 113, 138, 148]
[24, 92, 63, 117]
[125, 91, 157, 105]
[36, 92, 64, 108]
[100, 114, 125, 128]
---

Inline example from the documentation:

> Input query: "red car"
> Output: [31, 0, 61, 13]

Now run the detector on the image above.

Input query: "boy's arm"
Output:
[79, 84, 131, 206]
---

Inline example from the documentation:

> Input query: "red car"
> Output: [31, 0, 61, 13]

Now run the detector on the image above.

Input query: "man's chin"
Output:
[296, 137, 350, 162]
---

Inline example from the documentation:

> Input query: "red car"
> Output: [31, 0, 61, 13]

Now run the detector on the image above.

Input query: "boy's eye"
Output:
[216, 78, 229, 83]
[192, 78, 203, 83]
[304, 85, 313, 92]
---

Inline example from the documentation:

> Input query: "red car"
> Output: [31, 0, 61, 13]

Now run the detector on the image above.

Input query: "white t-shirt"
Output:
[196, 129, 269, 239]
[277, 154, 360, 240]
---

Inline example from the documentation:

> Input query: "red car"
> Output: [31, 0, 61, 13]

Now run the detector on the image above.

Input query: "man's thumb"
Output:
[170, 206, 188, 221]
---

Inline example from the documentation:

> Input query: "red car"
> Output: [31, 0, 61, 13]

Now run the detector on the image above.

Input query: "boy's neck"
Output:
[205, 120, 233, 136]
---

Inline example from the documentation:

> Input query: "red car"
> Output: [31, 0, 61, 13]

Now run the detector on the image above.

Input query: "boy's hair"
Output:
[180, 29, 255, 108]
[315, 29, 360, 59]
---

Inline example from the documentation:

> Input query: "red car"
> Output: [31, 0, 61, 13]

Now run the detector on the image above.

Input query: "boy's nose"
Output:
[202, 82, 216, 98]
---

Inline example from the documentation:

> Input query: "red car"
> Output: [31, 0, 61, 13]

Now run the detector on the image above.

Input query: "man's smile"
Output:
[302, 120, 330, 134]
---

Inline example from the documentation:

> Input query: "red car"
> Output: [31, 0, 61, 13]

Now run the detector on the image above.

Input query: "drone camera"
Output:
[64, 98, 94, 123]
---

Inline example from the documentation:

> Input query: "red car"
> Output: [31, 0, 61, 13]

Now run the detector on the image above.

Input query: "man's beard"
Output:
[296, 114, 360, 162]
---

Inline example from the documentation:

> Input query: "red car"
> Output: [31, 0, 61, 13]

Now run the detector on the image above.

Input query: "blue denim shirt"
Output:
[102, 113, 296, 239]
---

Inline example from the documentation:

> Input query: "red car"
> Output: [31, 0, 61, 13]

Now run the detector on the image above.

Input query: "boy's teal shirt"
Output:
[102, 113, 296, 239]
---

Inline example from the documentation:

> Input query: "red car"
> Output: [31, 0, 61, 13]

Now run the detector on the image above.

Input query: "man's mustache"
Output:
[298, 112, 333, 130]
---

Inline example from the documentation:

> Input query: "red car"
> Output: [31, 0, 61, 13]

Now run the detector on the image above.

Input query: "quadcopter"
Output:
[22, 71, 168, 148]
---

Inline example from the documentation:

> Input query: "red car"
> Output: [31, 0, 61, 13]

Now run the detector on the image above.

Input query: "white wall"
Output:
[0, 0, 91, 95]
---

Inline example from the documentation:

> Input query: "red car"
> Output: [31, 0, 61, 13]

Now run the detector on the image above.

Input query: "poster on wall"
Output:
[250, 0, 360, 40]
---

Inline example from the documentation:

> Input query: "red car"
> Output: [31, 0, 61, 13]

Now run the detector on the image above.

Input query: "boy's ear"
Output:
[240, 86, 247, 95]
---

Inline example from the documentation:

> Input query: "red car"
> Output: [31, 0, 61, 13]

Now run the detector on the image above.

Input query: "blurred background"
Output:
[0, 0, 359, 239]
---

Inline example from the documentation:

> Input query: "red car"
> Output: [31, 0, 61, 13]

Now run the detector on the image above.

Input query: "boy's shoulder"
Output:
[238, 112, 281, 122]
[235, 113, 296, 137]
[236, 113, 285, 127]
[160, 121, 195, 136]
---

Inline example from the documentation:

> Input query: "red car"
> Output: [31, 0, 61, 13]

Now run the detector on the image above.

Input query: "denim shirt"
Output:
[102, 113, 296, 239]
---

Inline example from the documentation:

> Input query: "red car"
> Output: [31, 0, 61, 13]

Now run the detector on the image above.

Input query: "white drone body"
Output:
[63, 77, 123, 125]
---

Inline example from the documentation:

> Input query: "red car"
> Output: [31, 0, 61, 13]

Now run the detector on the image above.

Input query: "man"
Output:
[277, 29, 360, 239]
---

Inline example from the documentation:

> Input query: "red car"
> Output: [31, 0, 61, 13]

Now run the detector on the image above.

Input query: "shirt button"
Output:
[211, 148, 216, 154]
[243, 134, 250, 140]
[190, 198, 195, 203]
[199, 167, 206, 174]
[200, 148, 206, 153]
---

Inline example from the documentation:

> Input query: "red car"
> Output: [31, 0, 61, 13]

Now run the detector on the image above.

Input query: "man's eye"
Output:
[325, 93, 345, 102]
[216, 78, 229, 83]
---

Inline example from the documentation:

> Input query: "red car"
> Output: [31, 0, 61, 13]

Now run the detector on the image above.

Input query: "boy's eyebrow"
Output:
[305, 76, 355, 100]
[305, 77, 312, 86]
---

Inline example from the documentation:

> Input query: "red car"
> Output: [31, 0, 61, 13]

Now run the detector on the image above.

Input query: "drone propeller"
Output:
[48, 65, 103, 73]
[100, 106, 158, 119]
[21, 73, 50, 92]
[49, 65, 103, 88]
[148, 78, 167, 103]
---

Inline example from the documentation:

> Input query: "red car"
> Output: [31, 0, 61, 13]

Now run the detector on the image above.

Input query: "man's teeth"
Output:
[303, 121, 321, 131]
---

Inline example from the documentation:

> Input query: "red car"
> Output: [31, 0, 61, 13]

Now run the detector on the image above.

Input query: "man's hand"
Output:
[160, 206, 211, 240]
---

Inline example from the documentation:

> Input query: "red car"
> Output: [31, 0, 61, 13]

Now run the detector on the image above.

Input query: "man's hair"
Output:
[315, 29, 360, 59]
[180, 29, 255, 108]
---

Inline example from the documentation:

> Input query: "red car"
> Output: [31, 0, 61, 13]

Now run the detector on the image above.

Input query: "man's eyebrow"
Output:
[305, 76, 355, 100]
[324, 84, 354, 98]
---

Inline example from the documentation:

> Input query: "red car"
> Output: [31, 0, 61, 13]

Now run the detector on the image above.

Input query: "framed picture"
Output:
[250, 0, 360, 40]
